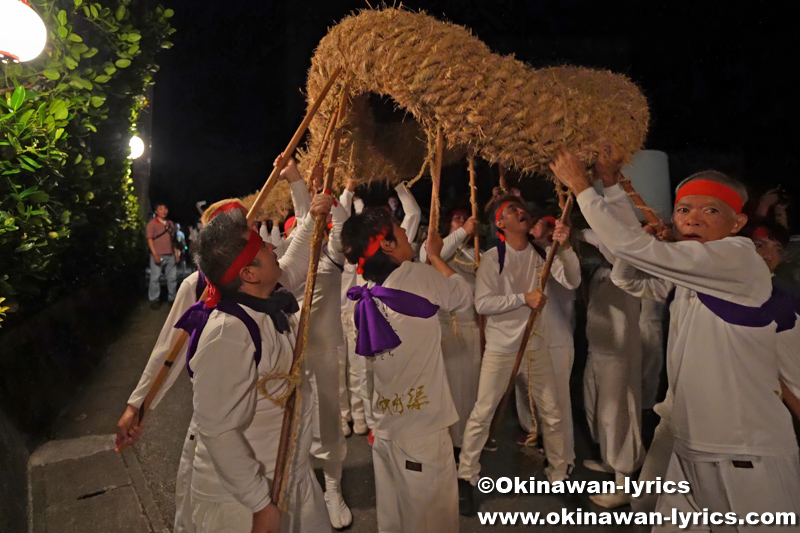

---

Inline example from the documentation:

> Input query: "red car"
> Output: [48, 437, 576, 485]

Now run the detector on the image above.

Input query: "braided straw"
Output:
[297, 8, 648, 187]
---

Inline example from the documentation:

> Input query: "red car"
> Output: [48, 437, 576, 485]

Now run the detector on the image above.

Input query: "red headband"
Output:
[543, 216, 557, 226]
[357, 228, 389, 274]
[208, 201, 247, 222]
[675, 179, 744, 214]
[752, 227, 770, 240]
[494, 200, 520, 242]
[205, 230, 263, 307]
[283, 216, 296, 236]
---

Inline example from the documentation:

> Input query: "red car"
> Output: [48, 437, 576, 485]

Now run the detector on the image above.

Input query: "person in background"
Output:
[146, 203, 180, 310]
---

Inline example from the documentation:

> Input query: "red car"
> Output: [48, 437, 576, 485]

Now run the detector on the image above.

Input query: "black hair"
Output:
[341, 207, 399, 285]
[153, 202, 168, 210]
[491, 194, 528, 238]
[194, 210, 259, 295]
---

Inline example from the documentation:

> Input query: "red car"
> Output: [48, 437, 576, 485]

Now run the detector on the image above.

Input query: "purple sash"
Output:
[697, 287, 798, 333]
[347, 284, 439, 357]
[175, 300, 262, 378]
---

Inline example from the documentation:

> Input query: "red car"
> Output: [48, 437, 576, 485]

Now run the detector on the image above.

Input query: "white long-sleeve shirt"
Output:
[475, 242, 581, 353]
[395, 182, 421, 241]
[294, 200, 348, 356]
[366, 262, 473, 440]
[128, 271, 200, 409]
[190, 212, 315, 511]
[578, 184, 797, 458]
[274, 179, 312, 259]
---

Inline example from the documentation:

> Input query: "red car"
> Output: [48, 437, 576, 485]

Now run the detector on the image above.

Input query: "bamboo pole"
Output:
[468, 153, 480, 267]
[427, 127, 444, 239]
[131, 67, 343, 430]
[617, 173, 662, 227]
[307, 111, 338, 192]
[468, 152, 486, 352]
[488, 194, 575, 440]
[246, 66, 342, 225]
[271, 82, 350, 507]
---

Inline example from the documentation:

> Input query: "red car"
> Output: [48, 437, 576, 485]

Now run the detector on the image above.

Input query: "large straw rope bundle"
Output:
[296, 8, 648, 187]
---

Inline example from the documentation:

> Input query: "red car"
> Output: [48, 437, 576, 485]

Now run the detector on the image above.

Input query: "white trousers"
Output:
[515, 344, 575, 466]
[373, 428, 458, 533]
[175, 418, 198, 533]
[639, 299, 665, 410]
[632, 396, 675, 514]
[654, 451, 800, 533]
[307, 348, 347, 481]
[459, 349, 570, 483]
[191, 463, 332, 533]
[583, 348, 645, 475]
[439, 314, 481, 447]
[340, 311, 369, 425]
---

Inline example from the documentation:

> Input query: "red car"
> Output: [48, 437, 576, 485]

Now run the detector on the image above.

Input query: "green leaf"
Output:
[15, 242, 35, 253]
[27, 191, 50, 203]
[90, 5, 98, 17]
[82, 47, 98, 58]
[104, 64, 116, 75]
[54, 128, 64, 140]
[74, 0, 82, 6]
[57, 10, 68, 26]
[74, 154, 82, 164]
[19, 109, 34, 125]
[19, 155, 41, 169]
[163, 8, 174, 18]
[51, 100, 68, 121]
[72, 43, 89, 53]
[43, 69, 60, 81]
[90, 96, 105, 107]
[115, 5, 125, 20]
[10, 85, 25, 111]
[115, 59, 131, 68]
[57, 26, 69, 39]
[161, 41, 173, 49]
[68, 33, 83, 42]
[127, 33, 141, 42]
[94, 156, 105, 166]
[64, 56, 78, 69]
[93, 74, 111, 83]
[128, 44, 139, 55]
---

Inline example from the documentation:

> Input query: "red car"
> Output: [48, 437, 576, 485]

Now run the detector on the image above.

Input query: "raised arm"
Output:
[278, 194, 333, 292]
[327, 198, 348, 265]
[610, 258, 673, 301]
[419, 227, 467, 264]
[551, 148, 771, 305]
[395, 182, 421, 239]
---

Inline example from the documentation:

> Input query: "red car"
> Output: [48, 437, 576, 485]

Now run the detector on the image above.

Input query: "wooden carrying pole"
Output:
[617, 174, 662, 227]
[132, 67, 343, 428]
[488, 194, 575, 439]
[307, 111, 338, 192]
[246, 66, 342, 225]
[427, 127, 445, 239]
[271, 83, 350, 506]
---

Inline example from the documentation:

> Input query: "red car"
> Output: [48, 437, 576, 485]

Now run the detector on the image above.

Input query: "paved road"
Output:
[35, 296, 644, 532]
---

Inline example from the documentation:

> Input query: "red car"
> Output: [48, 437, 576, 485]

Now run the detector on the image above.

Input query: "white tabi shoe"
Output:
[324, 486, 353, 529]
[352, 417, 368, 435]
[341, 418, 352, 437]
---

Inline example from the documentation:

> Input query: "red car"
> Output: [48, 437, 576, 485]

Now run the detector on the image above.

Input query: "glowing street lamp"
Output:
[129, 135, 145, 159]
[0, 0, 47, 64]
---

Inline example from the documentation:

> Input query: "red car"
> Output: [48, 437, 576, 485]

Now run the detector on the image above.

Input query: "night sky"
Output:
[147, 0, 798, 227]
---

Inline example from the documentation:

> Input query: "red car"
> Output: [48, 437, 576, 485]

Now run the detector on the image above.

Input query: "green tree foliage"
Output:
[0, 0, 174, 325]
